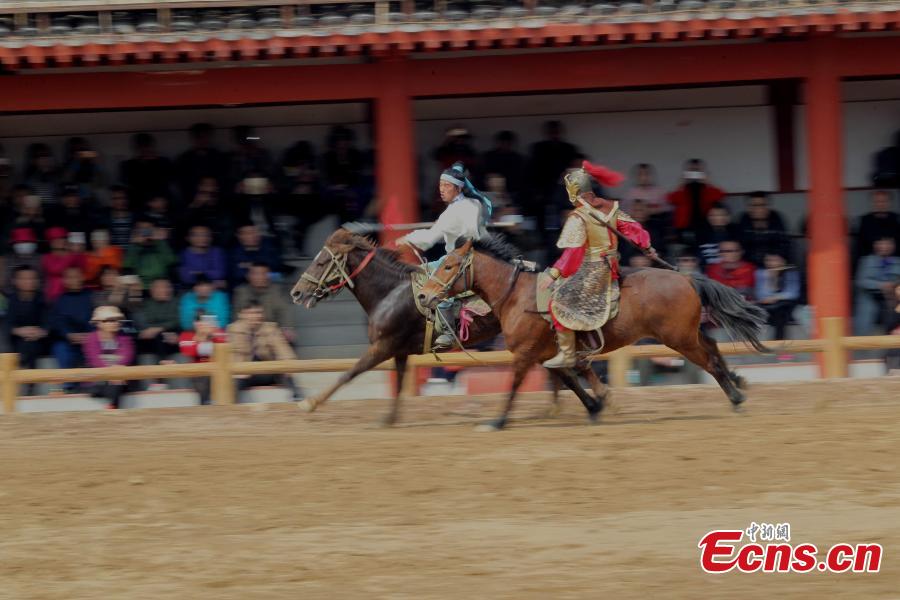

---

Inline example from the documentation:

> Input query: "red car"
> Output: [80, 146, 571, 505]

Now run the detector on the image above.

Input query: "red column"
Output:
[374, 57, 418, 245]
[804, 40, 850, 375]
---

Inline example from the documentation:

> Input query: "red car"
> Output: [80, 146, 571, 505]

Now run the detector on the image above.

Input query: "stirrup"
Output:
[432, 334, 455, 350]
[543, 352, 576, 368]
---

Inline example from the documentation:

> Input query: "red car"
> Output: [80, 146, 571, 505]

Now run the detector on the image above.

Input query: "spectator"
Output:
[322, 126, 367, 221]
[233, 263, 296, 343]
[0, 144, 12, 203]
[23, 143, 60, 207]
[279, 141, 325, 253]
[9, 194, 46, 246]
[621, 163, 668, 215]
[482, 131, 526, 201]
[49, 267, 93, 379]
[178, 176, 232, 247]
[5, 266, 49, 375]
[119, 132, 173, 209]
[433, 126, 478, 173]
[676, 252, 701, 275]
[619, 200, 669, 265]
[123, 220, 178, 287]
[697, 203, 741, 267]
[179, 275, 229, 331]
[83, 229, 124, 287]
[142, 195, 173, 230]
[527, 121, 578, 231]
[92, 266, 143, 318]
[227, 301, 301, 401]
[61, 137, 104, 198]
[41, 227, 86, 303]
[855, 237, 900, 335]
[178, 311, 227, 405]
[176, 122, 226, 202]
[628, 254, 652, 269]
[228, 125, 274, 192]
[754, 253, 800, 340]
[706, 240, 756, 299]
[667, 159, 726, 244]
[855, 190, 900, 264]
[2, 228, 42, 293]
[101, 185, 134, 248]
[234, 168, 277, 239]
[871, 129, 900, 188]
[885, 281, 900, 373]
[84, 305, 134, 409]
[179, 225, 226, 287]
[229, 223, 281, 287]
[135, 278, 180, 361]
[737, 192, 791, 266]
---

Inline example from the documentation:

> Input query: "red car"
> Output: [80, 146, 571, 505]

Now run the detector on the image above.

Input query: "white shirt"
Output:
[404, 194, 486, 254]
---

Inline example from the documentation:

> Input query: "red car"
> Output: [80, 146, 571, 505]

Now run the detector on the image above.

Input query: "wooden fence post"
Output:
[1, 353, 19, 414]
[608, 349, 631, 387]
[211, 343, 236, 406]
[821, 316, 848, 379]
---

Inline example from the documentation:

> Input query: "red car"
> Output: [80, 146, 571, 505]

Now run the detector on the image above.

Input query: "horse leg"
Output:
[475, 358, 530, 432]
[576, 363, 612, 414]
[298, 343, 392, 413]
[550, 367, 603, 423]
[673, 334, 745, 409]
[699, 330, 748, 390]
[381, 354, 407, 427]
[544, 372, 563, 418]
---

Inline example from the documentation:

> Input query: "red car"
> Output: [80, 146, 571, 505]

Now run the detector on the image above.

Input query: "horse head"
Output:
[418, 237, 474, 310]
[291, 228, 371, 308]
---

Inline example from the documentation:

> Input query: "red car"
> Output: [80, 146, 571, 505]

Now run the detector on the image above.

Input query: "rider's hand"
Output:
[394, 236, 410, 248]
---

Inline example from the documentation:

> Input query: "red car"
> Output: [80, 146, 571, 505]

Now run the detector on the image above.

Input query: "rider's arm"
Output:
[615, 211, 652, 250]
[549, 214, 587, 279]
[402, 202, 465, 250]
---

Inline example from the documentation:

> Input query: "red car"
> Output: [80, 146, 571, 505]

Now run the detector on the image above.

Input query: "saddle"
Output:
[535, 269, 618, 354]
[410, 270, 491, 353]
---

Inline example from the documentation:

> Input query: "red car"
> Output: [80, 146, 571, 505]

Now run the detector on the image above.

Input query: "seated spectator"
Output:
[622, 163, 668, 215]
[229, 223, 281, 287]
[627, 254, 652, 269]
[49, 267, 93, 381]
[279, 141, 324, 253]
[179, 275, 229, 332]
[2, 227, 42, 293]
[119, 132, 173, 210]
[754, 253, 800, 340]
[92, 266, 143, 318]
[322, 126, 367, 221]
[737, 192, 791, 266]
[84, 305, 134, 409]
[135, 278, 180, 361]
[176, 122, 226, 202]
[9, 194, 46, 247]
[41, 227, 86, 303]
[854, 237, 900, 335]
[61, 137, 104, 198]
[123, 220, 178, 287]
[697, 203, 741, 267]
[47, 184, 94, 235]
[227, 301, 301, 401]
[229, 125, 274, 186]
[83, 229, 123, 287]
[178, 311, 227, 405]
[855, 190, 900, 265]
[233, 263, 296, 343]
[142, 195, 173, 231]
[178, 176, 232, 247]
[23, 143, 60, 207]
[179, 225, 226, 287]
[101, 185, 134, 248]
[481, 131, 525, 203]
[5, 266, 48, 375]
[666, 159, 726, 245]
[885, 281, 900, 374]
[676, 252, 700, 275]
[871, 129, 900, 188]
[706, 240, 755, 299]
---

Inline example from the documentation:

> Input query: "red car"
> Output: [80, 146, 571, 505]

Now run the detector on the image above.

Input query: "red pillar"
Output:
[804, 40, 850, 376]
[374, 57, 418, 245]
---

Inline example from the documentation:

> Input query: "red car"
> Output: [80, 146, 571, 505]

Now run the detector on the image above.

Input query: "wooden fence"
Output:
[1, 317, 898, 414]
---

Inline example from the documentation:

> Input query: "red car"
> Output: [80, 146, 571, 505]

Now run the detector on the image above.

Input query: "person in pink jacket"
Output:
[84, 305, 135, 409]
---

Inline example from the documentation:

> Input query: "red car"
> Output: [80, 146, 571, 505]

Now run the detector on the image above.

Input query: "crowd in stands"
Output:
[1, 118, 900, 403]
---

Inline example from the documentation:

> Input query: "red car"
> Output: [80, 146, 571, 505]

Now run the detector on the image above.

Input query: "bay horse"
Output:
[289, 228, 607, 425]
[418, 236, 771, 430]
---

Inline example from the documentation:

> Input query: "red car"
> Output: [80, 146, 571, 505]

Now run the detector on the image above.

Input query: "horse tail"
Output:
[689, 273, 773, 354]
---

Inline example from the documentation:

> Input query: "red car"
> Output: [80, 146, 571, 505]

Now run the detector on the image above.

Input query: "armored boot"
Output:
[432, 300, 459, 350]
[543, 329, 577, 368]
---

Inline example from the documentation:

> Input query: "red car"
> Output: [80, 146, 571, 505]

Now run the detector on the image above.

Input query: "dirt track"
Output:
[1, 378, 899, 599]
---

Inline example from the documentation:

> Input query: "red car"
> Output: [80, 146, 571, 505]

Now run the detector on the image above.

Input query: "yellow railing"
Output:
[1, 317, 898, 413]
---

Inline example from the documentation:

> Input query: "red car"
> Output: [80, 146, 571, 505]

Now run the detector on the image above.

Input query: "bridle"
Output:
[301, 245, 376, 300]
[427, 248, 522, 312]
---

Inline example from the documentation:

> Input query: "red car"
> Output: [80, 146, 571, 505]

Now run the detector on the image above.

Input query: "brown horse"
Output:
[418, 236, 770, 430]
[289, 229, 607, 425]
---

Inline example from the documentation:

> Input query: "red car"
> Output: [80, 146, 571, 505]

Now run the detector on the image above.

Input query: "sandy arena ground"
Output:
[1, 378, 899, 599]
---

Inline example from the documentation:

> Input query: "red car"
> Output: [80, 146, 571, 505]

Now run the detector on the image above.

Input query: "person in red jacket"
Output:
[705, 240, 756, 300]
[667, 159, 726, 244]
[178, 311, 227, 405]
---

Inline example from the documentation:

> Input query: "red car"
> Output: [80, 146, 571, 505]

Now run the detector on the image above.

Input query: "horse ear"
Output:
[455, 237, 473, 253]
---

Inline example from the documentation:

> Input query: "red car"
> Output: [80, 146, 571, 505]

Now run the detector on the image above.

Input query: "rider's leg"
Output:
[433, 298, 460, 349]
[543, 327, 577, 368]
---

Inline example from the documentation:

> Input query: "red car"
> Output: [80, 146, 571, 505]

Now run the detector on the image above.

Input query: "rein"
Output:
[301, 246, 377, 299]
[429, 249, 521, 314]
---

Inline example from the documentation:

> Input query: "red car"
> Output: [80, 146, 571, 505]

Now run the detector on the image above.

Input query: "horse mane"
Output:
[470, 234, 525, 264]
[343, 230, 420, 277]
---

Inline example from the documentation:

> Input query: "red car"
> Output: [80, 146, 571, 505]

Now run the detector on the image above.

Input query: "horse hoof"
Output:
[543, 404, 562, 419]
[732, 374, 749, 390]
[378, 415, 397, 428]
[474, 421, 504, 432]
[297, 399, 316, 413]
[587, 411, 602, 425]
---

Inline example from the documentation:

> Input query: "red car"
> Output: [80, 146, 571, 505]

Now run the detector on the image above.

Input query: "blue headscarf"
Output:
[440, 162, 493, 226]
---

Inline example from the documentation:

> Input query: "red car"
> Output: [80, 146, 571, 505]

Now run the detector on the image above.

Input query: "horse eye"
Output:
[444, 265, 452, 270]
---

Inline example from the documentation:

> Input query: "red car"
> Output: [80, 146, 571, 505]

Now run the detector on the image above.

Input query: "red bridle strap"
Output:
[328, 249, 377, 292]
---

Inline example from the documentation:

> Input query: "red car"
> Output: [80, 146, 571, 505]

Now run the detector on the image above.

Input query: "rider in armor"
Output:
[397, 162, 492, 349]
[544, 161, 658, 368]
